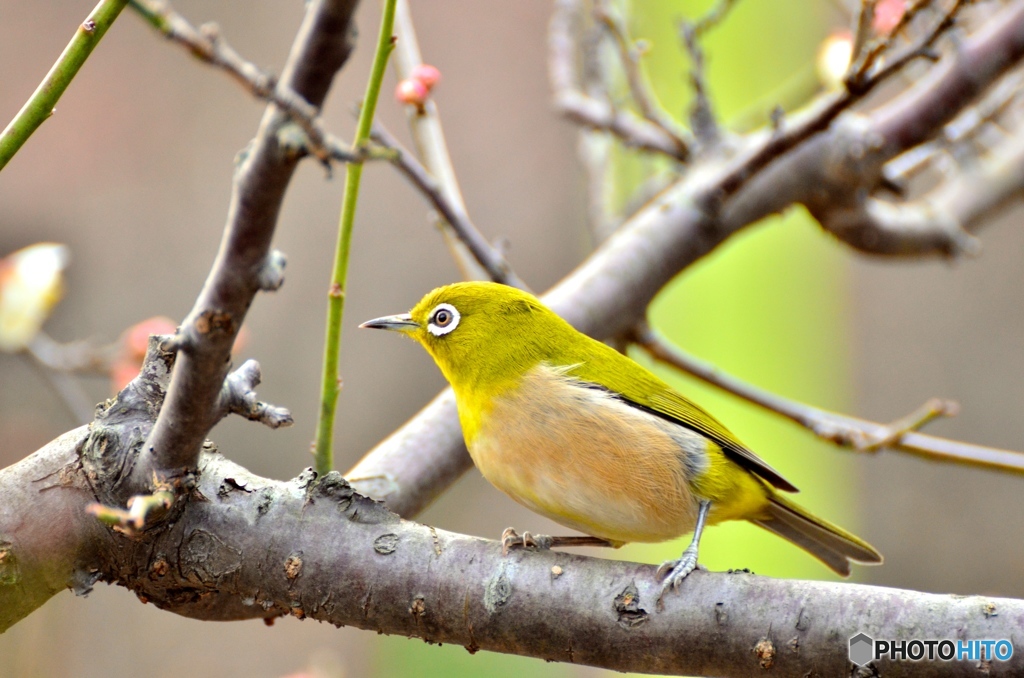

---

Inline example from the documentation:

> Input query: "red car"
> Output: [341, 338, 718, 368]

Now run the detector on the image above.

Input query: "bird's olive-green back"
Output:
[407, 282, 796, 492]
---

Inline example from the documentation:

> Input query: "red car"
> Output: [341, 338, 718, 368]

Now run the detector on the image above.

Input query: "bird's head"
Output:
[360, 281, 565, 390]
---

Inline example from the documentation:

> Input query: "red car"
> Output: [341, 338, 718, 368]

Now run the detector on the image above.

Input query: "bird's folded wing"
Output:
[568, 351, 799, 493]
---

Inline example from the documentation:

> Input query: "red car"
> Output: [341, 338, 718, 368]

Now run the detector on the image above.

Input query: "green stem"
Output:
[314, 0, 398, 475]
[0, 0, 129, 171]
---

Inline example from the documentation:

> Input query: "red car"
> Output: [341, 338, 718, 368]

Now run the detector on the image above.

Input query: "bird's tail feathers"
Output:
[752, 491, 882, 576]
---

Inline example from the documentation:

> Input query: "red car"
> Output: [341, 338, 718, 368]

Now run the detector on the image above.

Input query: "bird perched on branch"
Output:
[361, 282, 881, 599]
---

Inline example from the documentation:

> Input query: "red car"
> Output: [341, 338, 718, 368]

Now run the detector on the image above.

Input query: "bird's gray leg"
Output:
[501, 528, 615, 555]
[656, 499, 711, 600]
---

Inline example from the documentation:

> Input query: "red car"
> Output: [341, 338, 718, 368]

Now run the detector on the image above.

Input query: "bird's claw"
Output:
[500, 527, 552, 555]
[501, 527, 527, 555]
[656, 546, 703, 602]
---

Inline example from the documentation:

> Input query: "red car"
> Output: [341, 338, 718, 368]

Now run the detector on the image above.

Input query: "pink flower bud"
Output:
[395, 78, 429, 106]
[873, 0, 905, 35]
[410, 64, 441, 91]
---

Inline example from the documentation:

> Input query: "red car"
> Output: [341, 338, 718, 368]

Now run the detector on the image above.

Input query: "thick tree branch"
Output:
[0, 425, 100, 629]
[133, 0, 359, 488]
[801, 2, 1024, 255]
[350, 0, 1024, 517]
[4, 374, 1023, 675]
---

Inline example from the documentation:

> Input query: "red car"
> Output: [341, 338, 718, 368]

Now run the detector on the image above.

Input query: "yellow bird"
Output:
[361, 282, 881, 597]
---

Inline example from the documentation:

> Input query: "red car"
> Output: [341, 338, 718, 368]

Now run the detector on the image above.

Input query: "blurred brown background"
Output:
[1, 1, 1022, 676]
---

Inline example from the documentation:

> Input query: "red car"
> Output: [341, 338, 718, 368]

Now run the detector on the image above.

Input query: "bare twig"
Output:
[26, 332, 114, 374]
[550, 0, 689, 160]
[718, 0, 971, 204]
[885, 66, 1024, 185]
[577, 18, 619, 243]
[846, 126, 1024, 256]
[680, 21, 720, 147]
[392, 0, 489, 281]
[692, 0, 740, 37]
[851, 0, 879, 64]
[129, 0, 358, 165]
[578, 130, 617, 242]
[86, 488, 174, 535]
[25, 339, 96, 424]
[369, 124, 529, 290]
[218, 360, 293, 429]
[632, 323, 1024, 475]
[593, 0, 690, 148]
[847, 0, 964, 92]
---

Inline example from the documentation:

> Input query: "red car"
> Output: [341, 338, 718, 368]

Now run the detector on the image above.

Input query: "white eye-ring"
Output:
[427, 303, 460, 336]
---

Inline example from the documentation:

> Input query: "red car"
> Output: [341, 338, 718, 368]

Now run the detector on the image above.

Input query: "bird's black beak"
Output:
[359, 313, 418, 332]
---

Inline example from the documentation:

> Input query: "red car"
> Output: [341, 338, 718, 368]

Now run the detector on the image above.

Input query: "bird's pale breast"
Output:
[465, 363, 712, 544]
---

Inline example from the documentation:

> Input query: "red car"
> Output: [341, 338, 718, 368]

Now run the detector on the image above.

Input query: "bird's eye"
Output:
[427, 303, 460, 337]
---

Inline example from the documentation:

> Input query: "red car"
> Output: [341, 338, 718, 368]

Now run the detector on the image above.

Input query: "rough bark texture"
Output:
[2, 367, 1022, 676]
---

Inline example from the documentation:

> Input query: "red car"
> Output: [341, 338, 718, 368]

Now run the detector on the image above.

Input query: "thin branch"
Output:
[805, 3, 1024, 255]
[392, 0, 490, 281]
[680, 20, 720, 147]
[550, 0, 689, 160]
[0, 0, 129, 170]
[131, 0, 503, 287]
[218, 360, 293, 429]
[839, 124, 1024, 256]
[632, 323, 1024, 476]
[578, 130, 617, 242]
[692, 0, 741, 37]
[86, 488, 174, 535]
[132, 0, 360, 490]
[847, 0, 963, 93]
[577, 18, 619, 243]
[25, 332, 114, 374]
[128, 0, 354, 165]
[313, 0, 398, 475]
[368, 124, 528, 290]
[718, 0, 969, 204]
[592, 0, 690, 149]
[25, 341, 96, 424]
[851, 0, 879, 66]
